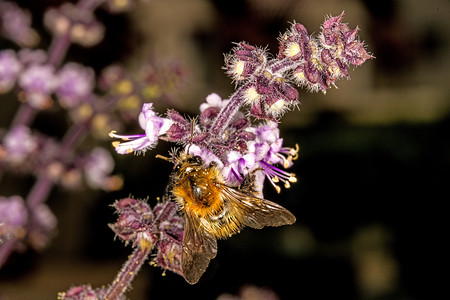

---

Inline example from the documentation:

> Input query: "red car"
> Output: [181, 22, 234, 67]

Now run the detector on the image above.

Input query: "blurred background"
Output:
[0, 0, 448, 299]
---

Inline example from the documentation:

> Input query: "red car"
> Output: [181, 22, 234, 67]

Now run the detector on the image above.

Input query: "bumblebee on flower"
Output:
[108, 12, 372, 285]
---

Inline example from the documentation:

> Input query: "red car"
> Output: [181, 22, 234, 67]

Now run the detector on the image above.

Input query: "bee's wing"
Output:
[182, 212, 218, 284]
[222, 186, 296, 228]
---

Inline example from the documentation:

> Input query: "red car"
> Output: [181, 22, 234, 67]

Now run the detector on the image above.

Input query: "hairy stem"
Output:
[46, 34, 71, 68]
[267, 57, 298, 74]
[208, 87, 246, 138]
[104, 243, 153, 300]
[0, 239, 16, 269]
[10, 102, 37, 128]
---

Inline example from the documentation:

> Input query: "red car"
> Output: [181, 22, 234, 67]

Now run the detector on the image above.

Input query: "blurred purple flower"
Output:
[0, 0, 39, 47]
[0, 194, 56, 264]
[0, 49, 22, 93]
[56, 62, 95, 108]
[2, 125, 38, 163]
[103, 0, 136, 14]
[0, 195, 28, 241]
[83, 147, 122, 191]
[17, 48, 48, 66]
[44, 3, 104, 47]
[18, 64, 57, 109]
[28, 202, 57, 250]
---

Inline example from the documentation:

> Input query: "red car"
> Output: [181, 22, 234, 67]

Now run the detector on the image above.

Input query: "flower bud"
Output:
[224, 43, 267, 82]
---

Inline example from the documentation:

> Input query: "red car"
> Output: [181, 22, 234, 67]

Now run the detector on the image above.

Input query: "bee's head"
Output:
[157, 147, 205, 175]
[186, 155, 203, 166]
[166, 150, 203, 174]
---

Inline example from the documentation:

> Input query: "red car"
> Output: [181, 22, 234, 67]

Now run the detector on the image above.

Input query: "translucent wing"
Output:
[182, 212, 218, 284]
[221, 185, 296, 229]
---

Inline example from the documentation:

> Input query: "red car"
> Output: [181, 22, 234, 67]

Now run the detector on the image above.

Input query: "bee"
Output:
[157, 150, 296, 284]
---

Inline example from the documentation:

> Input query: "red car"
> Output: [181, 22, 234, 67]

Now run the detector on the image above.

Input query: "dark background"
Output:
[0, 0, 448, 299]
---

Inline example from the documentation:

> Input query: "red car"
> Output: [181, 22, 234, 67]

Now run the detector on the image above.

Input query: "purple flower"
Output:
[18, 64, 57, 109]
[17, 48, 47, 66]
[0, 194, 56, 253]
[283, 12, 374, 93]
[109, 198, 156, 247]
[152, 201, 184, 276]
[224, 43, 267, 83]
[103, 0, 135, 14]
[2, 125, 38, 163]
[244, 122, 298, 193]
[278, 22, 311, 62]
[0, 1, 39, 47]
[185, 144, 221, 166]
[226, 59, 299, 120]
[0, 49, 22, 93]
[109, 198, 184, 275]
[98, 64, 126, 91]
[56, 62, 95, 107]
[223, 150, 256, 183]
[83, 147, 122, 191]
[28, 203, 57, 250]
[199, 92, 229, 113]
[44, 3, 104, 47]
[110, 103, 174, 154]
[0, 195, 28, 240]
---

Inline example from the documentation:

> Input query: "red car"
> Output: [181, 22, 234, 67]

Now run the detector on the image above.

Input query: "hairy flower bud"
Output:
[224, 42, 267, 82]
